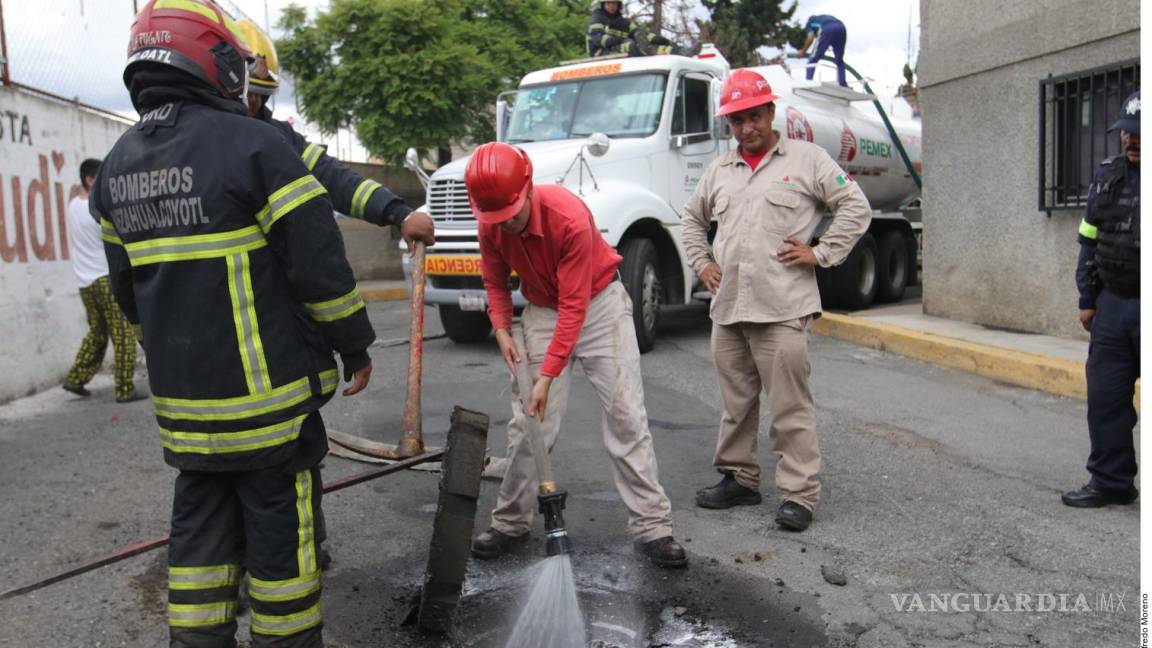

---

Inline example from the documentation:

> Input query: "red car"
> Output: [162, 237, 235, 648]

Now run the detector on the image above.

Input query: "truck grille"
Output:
[428, 178, 476, 224]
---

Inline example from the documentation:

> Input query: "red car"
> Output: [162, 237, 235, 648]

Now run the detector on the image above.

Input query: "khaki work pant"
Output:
[711, 318, 820, 510]
[490, 282, 674, 543]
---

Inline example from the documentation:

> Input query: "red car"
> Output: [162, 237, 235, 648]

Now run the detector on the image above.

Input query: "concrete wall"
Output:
[336, 161, 424, 281]
[917, 0, 1140, 338]
[0, 86, 131, 402]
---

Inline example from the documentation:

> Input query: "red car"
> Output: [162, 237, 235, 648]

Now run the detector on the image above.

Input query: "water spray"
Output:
[513, 329, 573, 557]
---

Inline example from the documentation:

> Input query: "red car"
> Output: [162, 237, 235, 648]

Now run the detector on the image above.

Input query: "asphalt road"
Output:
[0, 300, 1138, 647]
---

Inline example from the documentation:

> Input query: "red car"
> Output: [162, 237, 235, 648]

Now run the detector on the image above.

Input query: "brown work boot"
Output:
[635, 536, 687, 569]
[471, 528, 529, 559]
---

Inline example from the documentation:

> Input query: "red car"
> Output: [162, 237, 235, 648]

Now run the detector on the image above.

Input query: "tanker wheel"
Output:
[831, 232, 878, 311]
[876, 230, 909, 303]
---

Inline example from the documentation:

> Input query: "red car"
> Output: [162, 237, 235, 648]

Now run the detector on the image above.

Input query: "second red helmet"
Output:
[716, 69, 779, 117]
[465, 142, 534, 225]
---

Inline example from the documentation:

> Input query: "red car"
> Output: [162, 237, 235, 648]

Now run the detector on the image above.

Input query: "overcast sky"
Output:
[6, 0, 918, 158]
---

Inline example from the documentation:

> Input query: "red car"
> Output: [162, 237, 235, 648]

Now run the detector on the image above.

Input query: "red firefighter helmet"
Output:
[465, 143, 534, 225]
[716, 69, 779, 117]
[125, 0, 252, 99]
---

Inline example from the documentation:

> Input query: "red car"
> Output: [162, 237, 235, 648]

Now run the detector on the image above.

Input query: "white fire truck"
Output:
[403, 47, 922, 350]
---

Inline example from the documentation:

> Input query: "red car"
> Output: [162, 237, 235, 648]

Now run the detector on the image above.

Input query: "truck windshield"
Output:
[506, 73, 667, 143]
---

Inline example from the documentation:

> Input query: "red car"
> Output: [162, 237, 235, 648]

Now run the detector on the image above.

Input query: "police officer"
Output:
[94, 1, 376, 644]
[1063, 90, 1141, 508]
[235, 20, 435, 248]
[586, 1, 694, 58]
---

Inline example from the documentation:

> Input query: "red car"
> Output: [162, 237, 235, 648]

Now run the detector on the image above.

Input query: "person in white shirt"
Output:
[63, 158, 141, 402]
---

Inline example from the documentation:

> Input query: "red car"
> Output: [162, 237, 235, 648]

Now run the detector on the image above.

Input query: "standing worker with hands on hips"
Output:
[683, 69, 870, 532]
[1064, 91, 1141, 509]
[235, 20, 435, 249]
[94, 1, 376, 644]
[465, 142, 686, 568]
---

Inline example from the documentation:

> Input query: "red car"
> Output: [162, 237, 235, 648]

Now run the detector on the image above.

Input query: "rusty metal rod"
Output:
[387, 241, 427, 458]
[0, 449, 444, 601]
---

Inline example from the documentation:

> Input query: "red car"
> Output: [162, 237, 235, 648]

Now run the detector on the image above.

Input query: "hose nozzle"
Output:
[538, 490, 572, 556]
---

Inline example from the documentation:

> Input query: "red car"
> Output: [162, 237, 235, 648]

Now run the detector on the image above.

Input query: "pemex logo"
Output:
[786, 106, 814, 142]
[837, 120, 857, 163]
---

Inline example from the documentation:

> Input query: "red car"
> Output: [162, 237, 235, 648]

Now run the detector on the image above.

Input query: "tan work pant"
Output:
[490, 282, 674, 543]
[711, 318, 820, 510]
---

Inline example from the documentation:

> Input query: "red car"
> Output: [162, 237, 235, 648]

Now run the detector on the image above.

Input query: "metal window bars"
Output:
[1038, 58, 1139, 214]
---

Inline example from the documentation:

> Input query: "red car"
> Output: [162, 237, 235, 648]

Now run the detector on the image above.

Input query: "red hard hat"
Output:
[465, 143, 534, 225]
[716, 69, 779, 117]
[125, 0, 252, 99]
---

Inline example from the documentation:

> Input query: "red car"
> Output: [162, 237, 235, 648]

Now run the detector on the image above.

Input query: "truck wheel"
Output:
[876, 230, 909, 303]
[619, 238, 661, 353]
[816, 266, 837, 309]
[831, 233, 878, 311]
[438, 305, 492, 343]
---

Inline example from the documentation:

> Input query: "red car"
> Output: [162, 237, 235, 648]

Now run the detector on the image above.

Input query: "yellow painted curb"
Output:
[811, 313, 1088, 401]
[360, 287, 409, 303]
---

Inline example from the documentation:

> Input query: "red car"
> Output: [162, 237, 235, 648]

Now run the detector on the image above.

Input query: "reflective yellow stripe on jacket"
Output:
[301, 143, 324, 172]
[99, 218, 122, 246]
[159, 413, 310, 455]
[304, 289, 365, 323]
[257, 176, 327, 233]
[350, 179, 381, 220]
[122, 226, 267, 266]
[154, 370, 338, 422]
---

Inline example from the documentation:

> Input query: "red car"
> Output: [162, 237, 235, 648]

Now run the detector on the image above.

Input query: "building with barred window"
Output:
[917, 0, 1139, 337]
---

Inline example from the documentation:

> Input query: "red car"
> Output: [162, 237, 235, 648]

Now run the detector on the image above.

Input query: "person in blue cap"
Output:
[795, 14, 848, 87]
[1064, 90, 1141, 508]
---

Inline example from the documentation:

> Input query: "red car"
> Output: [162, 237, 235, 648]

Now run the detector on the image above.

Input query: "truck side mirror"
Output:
[496, 100, 509, 143]
[495, 90, 518, 143]
[586, 132, 610, 157]
[404, 147, 430, 189]
[710, 77, 731, 140]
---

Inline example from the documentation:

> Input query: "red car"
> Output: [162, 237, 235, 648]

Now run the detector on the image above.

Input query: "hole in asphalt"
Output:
[327, 542, 827, 647]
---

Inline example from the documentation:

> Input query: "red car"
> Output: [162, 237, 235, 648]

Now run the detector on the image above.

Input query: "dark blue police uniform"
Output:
[1065, 90, 1141, 507]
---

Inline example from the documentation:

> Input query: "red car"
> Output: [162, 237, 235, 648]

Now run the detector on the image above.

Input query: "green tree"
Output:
[277, 0, 586, 165]
[698, 0, 804, 67]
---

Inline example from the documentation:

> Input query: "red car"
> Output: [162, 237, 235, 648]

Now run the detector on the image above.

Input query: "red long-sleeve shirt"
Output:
[479, 184, 622, 377]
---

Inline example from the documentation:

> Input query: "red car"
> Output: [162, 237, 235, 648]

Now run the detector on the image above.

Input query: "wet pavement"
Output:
[0, 300, 1138, 647]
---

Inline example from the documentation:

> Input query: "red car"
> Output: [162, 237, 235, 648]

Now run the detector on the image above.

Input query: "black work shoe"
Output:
[1061, 484, 1139, 508]
[318, 547, 333, 571]
[635, 536, 687, 569]
[62, 383, 91, 398]
[471, 528, 529, 559]
[696, 474, 762, 509]
[775, 500, 813, 532]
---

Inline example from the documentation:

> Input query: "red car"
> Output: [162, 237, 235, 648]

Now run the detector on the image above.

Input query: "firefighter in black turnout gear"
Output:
[587, 0, 695, 58]
[93, 1, 375, 644]
[1064, 90, 1141, 509]
[235, 20, 436, 244]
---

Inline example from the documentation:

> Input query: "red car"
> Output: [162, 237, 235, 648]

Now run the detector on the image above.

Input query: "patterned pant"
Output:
[65, 276, 137, 400]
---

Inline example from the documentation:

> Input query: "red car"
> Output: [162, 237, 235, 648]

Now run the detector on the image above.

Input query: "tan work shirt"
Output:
[682, 133, 871, 325]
